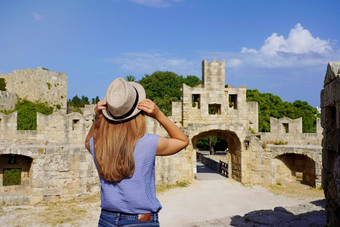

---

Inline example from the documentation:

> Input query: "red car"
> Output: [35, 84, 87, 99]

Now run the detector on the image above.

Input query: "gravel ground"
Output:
[0, 163, 326, 226]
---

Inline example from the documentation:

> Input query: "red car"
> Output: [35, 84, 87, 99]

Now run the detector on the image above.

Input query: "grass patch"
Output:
[34, 193, 100, 226]
[263, 182, 324, 199]
[156, 181, 190, 193]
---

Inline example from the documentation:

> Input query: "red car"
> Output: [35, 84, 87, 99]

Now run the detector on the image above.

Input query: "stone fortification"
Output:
[0, 67, 67, 111]
[0, 91, 18, 110]
[259, 117, 322, 146]
[321, 61, 340, 226]
[0, 105, 94, 145]
[0, 61, 324, 205]
[0, 144, 99, 204]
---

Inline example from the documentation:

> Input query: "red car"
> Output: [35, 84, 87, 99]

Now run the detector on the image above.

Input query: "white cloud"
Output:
[32, 12, 43, 21]
[128, 0, 185, 8]
[105, 52, 198, 76]
[259, 23, 332, 55]
[241, 47, 257, 54]
[212, 23, 340, 69]
[227, 58, 242, 68]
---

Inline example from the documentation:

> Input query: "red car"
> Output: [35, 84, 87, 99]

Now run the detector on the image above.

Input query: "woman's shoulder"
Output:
[136, 134, 159, 147]
[140, 133, 159, 141]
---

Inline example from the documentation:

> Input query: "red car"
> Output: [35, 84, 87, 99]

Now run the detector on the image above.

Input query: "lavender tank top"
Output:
[90, 133, 162, 214]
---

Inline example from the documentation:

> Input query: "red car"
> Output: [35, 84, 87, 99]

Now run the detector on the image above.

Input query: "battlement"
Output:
[0, 104, 95, 145]
[0, 67, 67, 110]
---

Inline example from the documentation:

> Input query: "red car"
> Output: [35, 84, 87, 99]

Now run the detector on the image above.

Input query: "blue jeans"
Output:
[98, 209, 160, 227]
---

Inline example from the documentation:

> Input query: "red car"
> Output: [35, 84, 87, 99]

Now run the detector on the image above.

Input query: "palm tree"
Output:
[125, 75, 136, 82]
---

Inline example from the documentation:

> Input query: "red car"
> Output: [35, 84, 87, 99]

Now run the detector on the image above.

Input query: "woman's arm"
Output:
[85, 100, 107, 152]
[137, 99, 189, 156]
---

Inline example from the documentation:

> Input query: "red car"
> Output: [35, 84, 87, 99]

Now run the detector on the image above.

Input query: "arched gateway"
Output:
[191, 128, 242, 181]
[0, 60, 323, 205]
[150, 60, 322, 187]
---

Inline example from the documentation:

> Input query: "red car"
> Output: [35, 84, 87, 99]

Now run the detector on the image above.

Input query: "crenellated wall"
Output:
[259, 117, 322, 146]
[0, 60, 325, 205]
[0, 105, 94, 145]
[0, 91, 18, 110]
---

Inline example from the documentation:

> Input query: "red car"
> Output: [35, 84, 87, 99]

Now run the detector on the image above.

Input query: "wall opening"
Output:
[229, 94, 237, 109]
[192, 129, 242, 181]
[72, 119, 80, 130]
[0, 154, 33, 187]
[192, 94, 200, 109]
[283, 123, 289, 133]
[195, 136, 228, 156]
[209, 104, 221, 115]
[273, 153, 316, 187]
[3, 168, 21, 186]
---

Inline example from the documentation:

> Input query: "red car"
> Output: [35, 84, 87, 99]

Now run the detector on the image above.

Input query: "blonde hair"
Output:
[93, 113, 146, 182]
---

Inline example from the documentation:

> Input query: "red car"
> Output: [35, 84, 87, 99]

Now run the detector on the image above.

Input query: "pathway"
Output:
[157, 162, 325, 226]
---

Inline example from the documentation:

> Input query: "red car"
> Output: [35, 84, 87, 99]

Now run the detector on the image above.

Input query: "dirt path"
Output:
[0, 164, 325, 226]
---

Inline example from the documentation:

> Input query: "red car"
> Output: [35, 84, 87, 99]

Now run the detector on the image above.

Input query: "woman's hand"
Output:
[137, 99, 162, 119]
[138, 99, 189, 156]
[94, 99, 107, 118]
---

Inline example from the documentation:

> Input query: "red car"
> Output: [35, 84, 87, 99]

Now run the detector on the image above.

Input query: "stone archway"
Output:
[0, 154, 33, 195]
[273, 153, 316, 187]
[192, 129, 242, 181]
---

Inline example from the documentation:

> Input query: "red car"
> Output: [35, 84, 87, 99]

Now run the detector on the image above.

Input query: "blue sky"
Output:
[1, 0, 339, 107]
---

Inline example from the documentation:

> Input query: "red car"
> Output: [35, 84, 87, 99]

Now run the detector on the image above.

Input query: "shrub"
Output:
[0, 78, 6, 91]
[15, 99, 53, 130]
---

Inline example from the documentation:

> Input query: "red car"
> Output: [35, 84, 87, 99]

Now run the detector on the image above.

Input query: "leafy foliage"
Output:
[139, 71, 201, 116]
[125, 75, 136, 82]
[196, 136, 228, 152]
[246, 89, 319, 133]
[0, 78, 6, 91]
[14, 99, 53, 130]
[67, 95, 99, 113]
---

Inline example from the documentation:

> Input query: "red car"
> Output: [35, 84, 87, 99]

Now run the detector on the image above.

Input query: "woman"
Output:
[85, 78, 189, 226]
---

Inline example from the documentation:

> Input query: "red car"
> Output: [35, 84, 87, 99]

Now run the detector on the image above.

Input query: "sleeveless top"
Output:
[90, 133, 162, 214]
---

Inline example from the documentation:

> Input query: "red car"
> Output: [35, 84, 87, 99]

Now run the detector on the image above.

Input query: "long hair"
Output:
[93, 113, 146, 182]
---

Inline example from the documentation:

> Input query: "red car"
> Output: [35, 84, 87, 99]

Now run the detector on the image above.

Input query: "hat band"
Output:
[106, 87, 139, 120]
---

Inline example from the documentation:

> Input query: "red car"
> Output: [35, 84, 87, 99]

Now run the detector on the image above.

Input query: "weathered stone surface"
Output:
[0, 60, 325, 205]
[321, 61, 340, 226]
[0, 67, 67, 110]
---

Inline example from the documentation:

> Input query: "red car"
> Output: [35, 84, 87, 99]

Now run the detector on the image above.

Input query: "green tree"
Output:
[184, 75, 201, 87]
[139, 71, 201, 116]
[125, 75, 136, 82]
[196, 136, 228, 154]
[68, 95, 97, 113]
[0, 78, 6, 91]
[246, 89, 319, 133]
[92, 96, 100, 104]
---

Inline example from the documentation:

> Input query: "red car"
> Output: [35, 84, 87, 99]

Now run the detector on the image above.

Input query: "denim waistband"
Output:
[101, 209, 158, 221]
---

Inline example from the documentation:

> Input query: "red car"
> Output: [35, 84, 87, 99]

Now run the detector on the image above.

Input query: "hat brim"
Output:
[102, 81, 146, 122]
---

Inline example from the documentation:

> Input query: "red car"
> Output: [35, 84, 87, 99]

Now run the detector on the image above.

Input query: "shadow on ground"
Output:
[230, 199, 326, 226]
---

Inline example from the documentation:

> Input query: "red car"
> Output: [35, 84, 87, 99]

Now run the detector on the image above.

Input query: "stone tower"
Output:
[202, 60, 225, 90]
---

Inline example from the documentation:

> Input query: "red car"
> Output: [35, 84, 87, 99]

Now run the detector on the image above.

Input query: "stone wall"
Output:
[321, 61, 340, 226]
[0, 67, 67, 111]
[0, 60, 326, 205]
[0, 105, 94, 145]
[0, 91, 18, 110]
[259, 117, 322, 146]
[0, 145, 99, 204]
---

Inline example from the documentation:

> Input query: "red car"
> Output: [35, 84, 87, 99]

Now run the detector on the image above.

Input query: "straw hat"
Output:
[102, 78, 146, 122]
